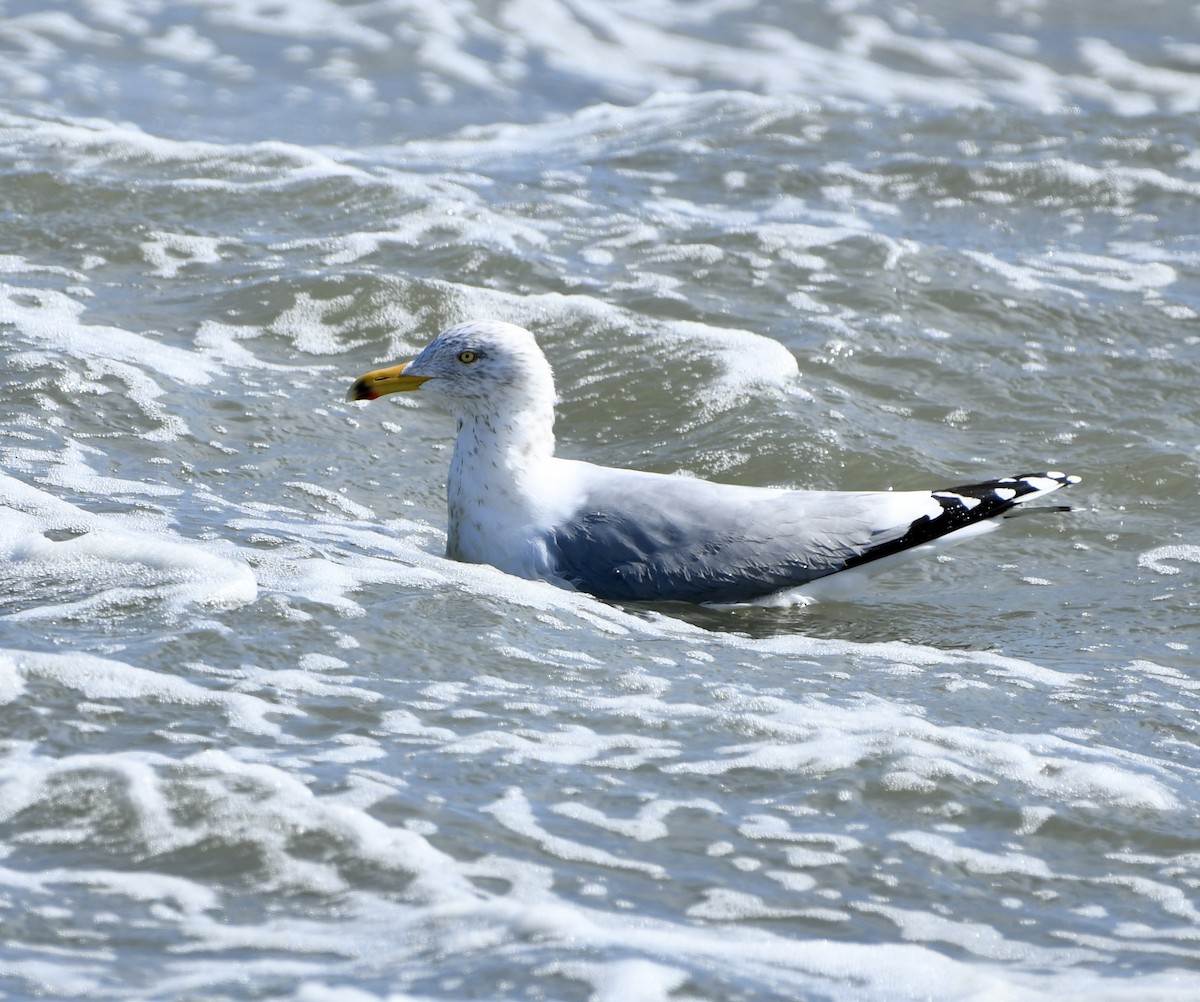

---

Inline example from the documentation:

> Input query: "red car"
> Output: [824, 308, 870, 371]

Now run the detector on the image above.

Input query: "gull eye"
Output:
[457, 350, 478, 364]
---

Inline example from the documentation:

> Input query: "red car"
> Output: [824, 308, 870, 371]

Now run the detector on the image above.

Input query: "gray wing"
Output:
[543, 464, 1077, 604]
[543, 466, 923, 603]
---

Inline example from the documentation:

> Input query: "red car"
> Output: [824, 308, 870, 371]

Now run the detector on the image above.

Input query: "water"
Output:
[1, 1, 1199, 999]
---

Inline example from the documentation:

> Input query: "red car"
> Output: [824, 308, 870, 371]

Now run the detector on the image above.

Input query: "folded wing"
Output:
[544, 466, 1078, 604]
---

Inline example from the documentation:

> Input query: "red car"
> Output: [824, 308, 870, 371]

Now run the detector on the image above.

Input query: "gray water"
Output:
[1, 1, 1199, 1000]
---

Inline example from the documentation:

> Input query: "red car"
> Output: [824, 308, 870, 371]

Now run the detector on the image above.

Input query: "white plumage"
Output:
[347, 320, 1079, 605]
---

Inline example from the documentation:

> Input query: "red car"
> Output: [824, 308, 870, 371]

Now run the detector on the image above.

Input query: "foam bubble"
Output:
[1139, 544, 1200, 576]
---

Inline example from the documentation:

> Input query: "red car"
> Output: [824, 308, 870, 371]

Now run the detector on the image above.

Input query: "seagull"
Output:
[347, 320, 1079, 605]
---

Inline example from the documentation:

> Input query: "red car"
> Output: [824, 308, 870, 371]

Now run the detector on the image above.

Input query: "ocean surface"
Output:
[1, 1, 1199, 999]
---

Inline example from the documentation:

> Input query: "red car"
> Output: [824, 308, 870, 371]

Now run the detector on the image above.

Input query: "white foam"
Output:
[1139, 544, 1200, 576]
[141, 22, 213, 62]
[659, 316, 800, 409]
[484, 787, 666, 877]
[140, 231, 227, 278]
[444, 719, 678, 772]
[1030, 250, 1177, 294]
[856, 901, 1097, 966]
[658, 692, 1180, 811]
[1080, 37, 1200, 113]
[748, 631, 1085, 689]
[205, 0, 391, 50]
[0, 276, 214, 387]
[310, 207, 553, 268]
[687, 888, 808, 921]
[2, 649, 284, 736]
[0, 472, 257, 618]
[284, 481, 375, 519]
[1094, 874, 1200, 924]
[292, 985, 383, 1002]
[29, 439, 182, 500]
[1, 9, 118, 53]
[543, 958, 690, 1002]
[551, 797, 721, 842]
[891, 830, 1054, 878]
[268, 291, 369, 355]
[0, 109, 373, 188]
[0, 657, 26, 705]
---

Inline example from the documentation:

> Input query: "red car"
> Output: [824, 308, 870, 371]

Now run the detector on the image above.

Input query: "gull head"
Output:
[346, 320, 557, 418]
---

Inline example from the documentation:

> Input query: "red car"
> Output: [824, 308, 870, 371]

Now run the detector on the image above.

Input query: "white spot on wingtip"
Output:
[933, 491, 980, 509]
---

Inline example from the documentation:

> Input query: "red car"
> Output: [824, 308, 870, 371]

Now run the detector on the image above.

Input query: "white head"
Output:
[347, 319, 558, 427]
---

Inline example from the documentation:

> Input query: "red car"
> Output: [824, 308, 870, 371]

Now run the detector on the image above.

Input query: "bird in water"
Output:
[347, 320, 1078, 605]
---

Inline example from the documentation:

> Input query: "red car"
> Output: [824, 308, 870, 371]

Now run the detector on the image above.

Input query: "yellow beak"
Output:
[346, 361, 431, 402]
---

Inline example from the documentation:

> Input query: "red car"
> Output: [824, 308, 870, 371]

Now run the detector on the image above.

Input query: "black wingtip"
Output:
[845, 471, 1080, 572]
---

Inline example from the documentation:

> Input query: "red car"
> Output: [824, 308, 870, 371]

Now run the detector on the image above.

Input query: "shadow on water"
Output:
[620, 595, 991, 649]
